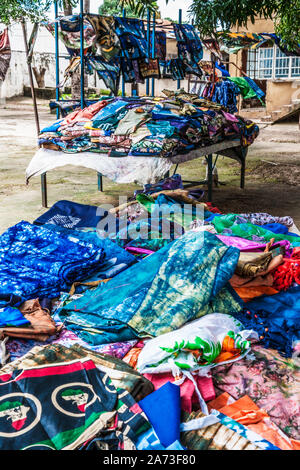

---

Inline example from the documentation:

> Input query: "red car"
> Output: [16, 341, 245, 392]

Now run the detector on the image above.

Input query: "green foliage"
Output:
[0, 0, 52, 24]
[187, 0, 300, 50]
[99, 0, 158, 18]
[0, 0, 79, 25]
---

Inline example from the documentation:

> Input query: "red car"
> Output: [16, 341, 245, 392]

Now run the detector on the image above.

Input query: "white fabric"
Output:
[180, 414, 220, 432]
[0, 337, 10, 366]
[25, 148, 173, 186]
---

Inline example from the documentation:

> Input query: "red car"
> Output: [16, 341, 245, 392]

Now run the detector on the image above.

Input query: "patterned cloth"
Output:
[0, 221, 105, 300]
[0, 353, 150, 450]
[57, 231, 243, 346]
[212, 345, 300, 441]
[0, 29, 11, 82]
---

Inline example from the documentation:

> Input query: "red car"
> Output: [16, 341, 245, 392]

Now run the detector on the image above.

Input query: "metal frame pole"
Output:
[21, 21, 48, 208]
[54, 0, 60, 119]
[177, 8, 182, 90]
[79, 0, 85, 109]
[146, 9, 151, 96]
[121, 8, 126, 97]
[151, 11, 156, 97]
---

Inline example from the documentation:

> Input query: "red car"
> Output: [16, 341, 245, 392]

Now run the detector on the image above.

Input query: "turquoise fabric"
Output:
[212, 214, 300, 246]
[57, 231, 243, 345]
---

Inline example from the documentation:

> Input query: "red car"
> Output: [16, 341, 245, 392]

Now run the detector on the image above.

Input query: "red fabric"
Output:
[206, 202, 222, 214]
[272, 248, 300, 291]
[62, 100, 109, 126]
[143, 373, 215, 413]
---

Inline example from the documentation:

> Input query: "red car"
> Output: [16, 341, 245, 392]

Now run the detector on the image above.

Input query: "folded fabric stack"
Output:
[38, 90, 259, 155]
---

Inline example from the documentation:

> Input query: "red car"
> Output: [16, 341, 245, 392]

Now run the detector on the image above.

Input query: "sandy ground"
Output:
[0, 96, 299, 234]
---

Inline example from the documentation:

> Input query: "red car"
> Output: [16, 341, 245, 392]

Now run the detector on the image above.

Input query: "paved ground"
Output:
[0, 96, 299, 234]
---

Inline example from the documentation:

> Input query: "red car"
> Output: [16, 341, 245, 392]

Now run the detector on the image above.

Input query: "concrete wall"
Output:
[0, 22, 211, 101]
[228, 17, 300, 114]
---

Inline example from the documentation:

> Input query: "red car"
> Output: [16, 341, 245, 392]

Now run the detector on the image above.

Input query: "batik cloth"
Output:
[114, 17, 147, 59]
[181, 410, 272, 450]
[173, 23, 203, 68]
[231, 286, 300, 357]
[0, 28, 11, 81]
[0, 356, 150, 450]
[208, 393, 300, 450]
[57, 231, 243, 346]
[0, 221, 105, 300]
[212, 345, 300, 441]
[85, 14, 120, 61]
[85, 55, 120, 96]
[46, 16, 96, 56]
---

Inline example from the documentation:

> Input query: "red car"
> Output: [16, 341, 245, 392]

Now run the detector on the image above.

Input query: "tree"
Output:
[188, 0, 300, 50]
[99, 0, 158, 18]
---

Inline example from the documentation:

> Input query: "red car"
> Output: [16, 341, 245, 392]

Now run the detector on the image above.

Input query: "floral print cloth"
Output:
[212, 345, 300, 440]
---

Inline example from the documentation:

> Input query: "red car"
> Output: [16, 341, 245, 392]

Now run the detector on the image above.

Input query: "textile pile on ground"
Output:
[0, 173, 299, 451]
[38, 90, 259, 156]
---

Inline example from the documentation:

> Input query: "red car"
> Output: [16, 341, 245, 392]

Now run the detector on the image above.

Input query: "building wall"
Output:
[0, 22, 210, 101]
[228, 17, 300, 114]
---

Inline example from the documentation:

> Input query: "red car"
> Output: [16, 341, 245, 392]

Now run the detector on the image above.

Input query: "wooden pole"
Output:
[21, 20, 40, 135]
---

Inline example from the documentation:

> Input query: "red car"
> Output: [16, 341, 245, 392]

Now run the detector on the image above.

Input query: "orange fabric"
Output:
[213, 335, 242, 363]
[208, 393, 300, 450]
[123, 347, 143, 369]
[233, 286, 279, 302]
[63, 100, 109, 126]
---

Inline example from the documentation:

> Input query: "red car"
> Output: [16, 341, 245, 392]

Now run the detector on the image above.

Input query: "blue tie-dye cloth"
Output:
[42, 224, 136, 292]
[57, 231, 244, 345]
[0, 221, 106, 300]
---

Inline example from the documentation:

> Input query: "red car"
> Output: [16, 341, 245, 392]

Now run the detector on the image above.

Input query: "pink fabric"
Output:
[143, 373, 215, 413]
[217, 234, 291, 254]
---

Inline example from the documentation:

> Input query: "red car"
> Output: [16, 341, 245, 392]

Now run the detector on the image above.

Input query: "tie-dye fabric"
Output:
[57, 231, 243, 346]
[0, 221, 105, 300]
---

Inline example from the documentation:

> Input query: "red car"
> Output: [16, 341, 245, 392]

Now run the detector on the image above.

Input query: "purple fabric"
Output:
[125, 247, 155, 255]
[217, 235, 292, 255]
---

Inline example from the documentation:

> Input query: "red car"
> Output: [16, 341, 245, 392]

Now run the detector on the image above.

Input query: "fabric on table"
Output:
[57, 231, 243, 346]
[212, 213, 300, 245]
[0, 28, 11, 81]
[114, 107, 151, 136]
[0, 306, 30, 328]
[208, 393, 300, 450]
[238, 212, 294, 228]
[0, 354, 150, 450]
[233, 286, 279, 303]
[138, 382, 181, 448]
[235, 251, 273, 278]
[143, 372, 216, 414]
[0, 299, 59, 342]
[231, 286, 300, 357]
[181, 410, 263, 450]
[11, 343, 153, 403]
[212, 344, 300, 440]
[0, 221, 105, 300]
[272, 248, 300, 291]
[34, 199, 117, 229]
[60, 99, 110, 127]
[136, 313, 257, 376]
[216, 234, 292, 256]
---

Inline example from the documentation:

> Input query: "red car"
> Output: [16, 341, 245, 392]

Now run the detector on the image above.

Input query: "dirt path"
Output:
[0, 97, 299, 233]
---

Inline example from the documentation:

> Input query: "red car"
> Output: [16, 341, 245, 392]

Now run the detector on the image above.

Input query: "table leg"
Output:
[97, 173, 103, 192]
[206, 154, 213, 202]
[41, 172, 47, 208]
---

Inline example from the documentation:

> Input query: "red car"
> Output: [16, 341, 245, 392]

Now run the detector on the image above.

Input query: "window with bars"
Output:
[246, 46, 300, 79]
